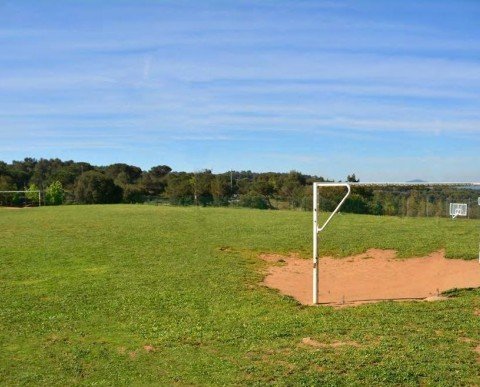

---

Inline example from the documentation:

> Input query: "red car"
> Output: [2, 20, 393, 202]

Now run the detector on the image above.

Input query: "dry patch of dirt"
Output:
[458, 337, 475, 343]
[301, 337, 360, 349]
[260, 249, 480, 306]
[474, 309, 480, 317]
[475, 345, 480, 363]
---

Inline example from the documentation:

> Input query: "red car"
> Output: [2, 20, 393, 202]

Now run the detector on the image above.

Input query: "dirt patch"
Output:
[474, 309, 480, 317]
[475, 345, 480, 363]
[301, 337, 360, 349]
[143, 345, 155, 352]
[459, 337, 475, 343]
[260, 249, 480, 306]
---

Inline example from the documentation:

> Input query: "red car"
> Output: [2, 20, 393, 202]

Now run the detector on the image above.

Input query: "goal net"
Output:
[0, 190, 41, 207]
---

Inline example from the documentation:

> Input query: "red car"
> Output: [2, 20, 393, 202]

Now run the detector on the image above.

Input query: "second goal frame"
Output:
[312, 181, 480, 305]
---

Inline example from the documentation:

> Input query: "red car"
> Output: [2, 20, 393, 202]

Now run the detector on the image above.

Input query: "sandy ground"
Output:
[261, 249, 480, 306]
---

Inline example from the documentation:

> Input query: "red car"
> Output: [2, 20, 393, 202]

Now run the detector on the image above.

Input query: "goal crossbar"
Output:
[312, 181, 480, 305]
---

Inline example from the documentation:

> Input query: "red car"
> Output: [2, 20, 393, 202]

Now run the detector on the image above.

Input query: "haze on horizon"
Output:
[1, 0, 479, 182]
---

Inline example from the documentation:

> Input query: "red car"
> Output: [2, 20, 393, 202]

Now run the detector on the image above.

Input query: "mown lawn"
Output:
[1, 205, 479, 385]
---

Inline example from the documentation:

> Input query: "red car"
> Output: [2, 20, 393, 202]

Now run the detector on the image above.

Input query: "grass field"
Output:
[1, 205, 479, 385]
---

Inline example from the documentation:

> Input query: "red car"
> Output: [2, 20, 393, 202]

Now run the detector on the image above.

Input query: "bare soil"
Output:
[260, 249, 480, 306]
[301, 337, 360, 348]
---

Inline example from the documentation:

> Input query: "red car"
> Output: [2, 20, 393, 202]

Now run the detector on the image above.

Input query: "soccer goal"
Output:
[449, 203, 468, 219]
[0, 190, 42, 207]
[312, 182, 480, 305]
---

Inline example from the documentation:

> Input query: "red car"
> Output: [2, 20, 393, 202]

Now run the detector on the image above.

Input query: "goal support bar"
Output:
[312, 181, 480, 305]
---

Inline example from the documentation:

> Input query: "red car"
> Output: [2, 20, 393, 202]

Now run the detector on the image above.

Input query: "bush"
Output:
[74, 171, 122, 204]
[123, 184, 146, 203]
[45, 181, 64, 205]
[25, 183, 40, 203]
[238, 193, 271, 209]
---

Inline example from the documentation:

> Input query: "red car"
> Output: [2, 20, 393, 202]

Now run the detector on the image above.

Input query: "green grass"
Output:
[1, 205, 479, 385]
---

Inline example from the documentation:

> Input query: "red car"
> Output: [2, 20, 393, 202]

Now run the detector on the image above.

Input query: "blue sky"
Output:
[1, 0, 479, 181]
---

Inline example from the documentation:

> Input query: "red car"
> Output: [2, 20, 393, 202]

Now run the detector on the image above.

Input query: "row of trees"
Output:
[0, 158, 324, 209]
[0, 158, 478, 217]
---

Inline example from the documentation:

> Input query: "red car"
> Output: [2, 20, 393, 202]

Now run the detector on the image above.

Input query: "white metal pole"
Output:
[313, 183, 318, 305]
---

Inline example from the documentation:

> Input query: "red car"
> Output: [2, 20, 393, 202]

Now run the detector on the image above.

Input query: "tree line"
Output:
[0, 158, 478, 218]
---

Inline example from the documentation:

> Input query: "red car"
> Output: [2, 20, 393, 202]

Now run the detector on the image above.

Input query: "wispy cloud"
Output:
[0, 0, 479, 179]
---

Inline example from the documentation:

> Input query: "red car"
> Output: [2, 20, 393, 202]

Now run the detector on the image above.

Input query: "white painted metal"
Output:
[0, 190, 41, 206]
[349, 182, 480, 187]
[312, 183, 351, 305]
[449, 203, 468, 218]
[312, 181, 480, 305]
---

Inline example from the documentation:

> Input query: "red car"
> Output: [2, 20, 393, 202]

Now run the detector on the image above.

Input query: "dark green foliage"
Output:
[0, 174, 15, 191]
[239, 193, 271, 209]
[74, 171, 122, 204]
[104, 163, 142, 185]
[165, 173, 194, 205]
[1, 158, 479, 218]
[149, 165, 172, 178]
[140, 165, 172, 195]
[191, 170, 215, 206]
[211, 175, 233, 206]
[343, 193, 369, 214]
[122, 184, 146, 203]
[347, 173, 360, 182]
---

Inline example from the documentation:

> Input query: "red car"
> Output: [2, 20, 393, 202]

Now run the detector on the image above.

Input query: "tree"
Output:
[149, 165, 172, 179]
[279, 171, 305, 207]
[211, 175, 233, 206]
[74, 171, 122, 204]
[105, 163, 143, 185]
[165, 174, 194, 205]
[141, 165, 172, 195]
[190, 170, 214, 206]
[26, 183, 40, 203]
[239, 193, 271, 209]
[343, 194, 369, 214]
[122, 184, 146, 203]
[45, 181, 64, 205]
[347, 173, 360, 183]
[0, 175, 17, 206]
[0, 174, 15, 191]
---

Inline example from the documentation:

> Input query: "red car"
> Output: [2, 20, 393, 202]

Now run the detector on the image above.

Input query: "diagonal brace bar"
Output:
[313, 183, 351, 304]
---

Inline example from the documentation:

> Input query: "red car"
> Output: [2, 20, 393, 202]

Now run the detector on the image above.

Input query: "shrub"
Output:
[238, 193, 271, 209]
[45, 181, 64, 205]
[123, 184, 146, 203]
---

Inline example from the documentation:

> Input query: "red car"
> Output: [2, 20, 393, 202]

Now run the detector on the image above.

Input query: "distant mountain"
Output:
[407, 179, 426, 183]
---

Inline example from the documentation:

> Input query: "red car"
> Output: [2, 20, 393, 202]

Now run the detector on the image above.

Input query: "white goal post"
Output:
[449, 203, 468, 219]
[0, 190, 42, 207]
[312, 182, 480, 305]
